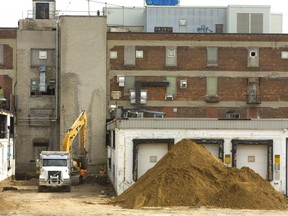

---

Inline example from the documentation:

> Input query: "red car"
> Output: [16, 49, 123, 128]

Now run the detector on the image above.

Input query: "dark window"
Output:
[31, 79, 55, 96]
[36, 3, 49, 19]
[215, 24, 223, 33]
[43, 159, 67, 167]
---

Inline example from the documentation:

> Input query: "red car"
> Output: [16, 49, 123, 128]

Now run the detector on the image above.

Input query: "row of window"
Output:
[110, 46, 288, 68]
[116, 76, 260, 104]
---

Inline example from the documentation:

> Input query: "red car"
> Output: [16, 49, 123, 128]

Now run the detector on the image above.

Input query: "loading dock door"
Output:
[203, 144, 219, 158]
[237, 144, 268, 179]
[137, 143, 168, 178]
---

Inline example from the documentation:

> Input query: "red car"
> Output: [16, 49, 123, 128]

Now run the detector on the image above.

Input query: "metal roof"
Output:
[107, 118, 288, 130]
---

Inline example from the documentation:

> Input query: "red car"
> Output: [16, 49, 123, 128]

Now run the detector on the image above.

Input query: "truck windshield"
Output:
[43, 159, 67, 167]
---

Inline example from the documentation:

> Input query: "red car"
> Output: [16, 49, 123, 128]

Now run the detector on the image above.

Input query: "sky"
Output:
[0, 0, 287, 32]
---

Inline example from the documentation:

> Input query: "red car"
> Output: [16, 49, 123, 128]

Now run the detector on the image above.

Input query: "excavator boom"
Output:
[62, 111, 87, 168]
[62, 111, 87, 162]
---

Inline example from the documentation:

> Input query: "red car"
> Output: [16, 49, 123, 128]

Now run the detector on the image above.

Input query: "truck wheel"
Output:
[38, 186, 44, 192]
[64, 185, 71, 192]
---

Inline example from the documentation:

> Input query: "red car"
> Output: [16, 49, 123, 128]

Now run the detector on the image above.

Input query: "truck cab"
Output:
[38, 151, 71, 192]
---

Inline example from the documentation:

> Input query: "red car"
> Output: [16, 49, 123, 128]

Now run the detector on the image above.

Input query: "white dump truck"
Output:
[37, 151, 72, 192]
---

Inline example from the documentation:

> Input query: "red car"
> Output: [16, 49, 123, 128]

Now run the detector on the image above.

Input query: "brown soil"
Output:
[112, 139, 288, 210]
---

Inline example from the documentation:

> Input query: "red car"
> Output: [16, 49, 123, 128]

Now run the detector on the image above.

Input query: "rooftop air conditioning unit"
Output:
[226, 113, 240, 119]
[165, 94, 173, 101]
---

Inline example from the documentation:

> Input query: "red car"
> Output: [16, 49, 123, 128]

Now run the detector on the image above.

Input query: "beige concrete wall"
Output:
[59, 16, 107, 172]
[15, 29, 58, 178]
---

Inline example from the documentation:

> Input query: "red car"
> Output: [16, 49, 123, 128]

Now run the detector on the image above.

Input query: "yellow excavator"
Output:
[62, 110, 88, 173]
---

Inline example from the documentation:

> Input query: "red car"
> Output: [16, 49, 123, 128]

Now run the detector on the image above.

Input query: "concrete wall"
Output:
[59, 16, 107, 173]
[107, 127, 287, 195]
[15, 28, 58, 178]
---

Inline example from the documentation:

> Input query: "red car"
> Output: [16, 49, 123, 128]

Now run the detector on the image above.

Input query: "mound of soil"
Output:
[112, 139, 288, 210]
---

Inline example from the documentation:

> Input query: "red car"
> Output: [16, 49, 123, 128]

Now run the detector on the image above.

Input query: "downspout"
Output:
[55, 17, 59, 120]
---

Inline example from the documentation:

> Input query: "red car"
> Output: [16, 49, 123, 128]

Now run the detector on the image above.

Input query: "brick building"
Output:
[0, 28, 16, 110]
[107, 33, 288, 119]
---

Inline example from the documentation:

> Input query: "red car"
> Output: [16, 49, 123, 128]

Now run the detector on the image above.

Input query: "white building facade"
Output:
[0, 112, 14, 181]
[106, 5, 282, 33]
[107, 118, 288, 195]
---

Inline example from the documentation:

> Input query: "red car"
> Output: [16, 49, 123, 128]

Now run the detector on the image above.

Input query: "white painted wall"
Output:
[0, 139, 14, 181]
[107, 128, 287, 195]
[270, 13, 283, 33]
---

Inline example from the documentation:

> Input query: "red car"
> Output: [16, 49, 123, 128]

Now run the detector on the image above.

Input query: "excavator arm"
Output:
[62, 111, 87, 166]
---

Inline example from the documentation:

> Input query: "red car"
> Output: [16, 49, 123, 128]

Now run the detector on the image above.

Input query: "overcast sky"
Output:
[0, 0, 287, 32]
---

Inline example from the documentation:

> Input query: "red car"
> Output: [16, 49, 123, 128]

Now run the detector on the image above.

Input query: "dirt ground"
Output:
[0, 177, 287, 216]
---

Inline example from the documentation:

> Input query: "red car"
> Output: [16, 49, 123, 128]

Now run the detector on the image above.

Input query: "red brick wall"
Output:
[108, 33, 288, 119]
[0, 45, 14, 69]
[0, 75, 12, 110]
[109, 45, 288, 71]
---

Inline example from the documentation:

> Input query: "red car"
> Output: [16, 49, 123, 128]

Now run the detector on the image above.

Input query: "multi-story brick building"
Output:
[107, 33, 288, 119]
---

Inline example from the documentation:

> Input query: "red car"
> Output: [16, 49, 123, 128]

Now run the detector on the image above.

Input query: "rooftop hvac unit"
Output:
[226, 113, 240, 119]
[117, 76, 125, 87]
[165, 94, 173, 101]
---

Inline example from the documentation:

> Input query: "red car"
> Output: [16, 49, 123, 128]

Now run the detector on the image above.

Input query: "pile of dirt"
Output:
[112, 139, 288, 210]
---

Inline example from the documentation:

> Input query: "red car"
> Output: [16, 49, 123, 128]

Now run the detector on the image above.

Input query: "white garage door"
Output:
[237, 144, 268, 179]
[202, 144, 219, 158]
[138, 143, 168, 178]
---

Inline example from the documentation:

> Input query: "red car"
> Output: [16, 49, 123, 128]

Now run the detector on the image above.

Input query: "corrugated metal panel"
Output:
[251, 13, 263, 33]
[107, 118, 288, 130]
[146, 7, 227, 33]
[237, 13, 249, 33]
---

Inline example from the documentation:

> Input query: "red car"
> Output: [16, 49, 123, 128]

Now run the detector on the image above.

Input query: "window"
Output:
[31, 79, 55, 95]
[166, 47, 177, 66]
[124, 46, 135, 66]
[206, 77, 218, 96]
[246, 78, 261, 104]
[207, 47, 218, 66]
[0, 45, 3, 65]
[110, 51, 117, 59]
[36, 3, 49, 19]
[31, 49, 55, 67]
[281, 51, 288, 59]
[136, 50, 143, 58]
[43, 159, 67, 167]
[215, 24, 224, 33]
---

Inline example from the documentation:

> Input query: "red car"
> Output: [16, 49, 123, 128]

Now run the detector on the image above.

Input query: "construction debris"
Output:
[111, 139, 288, 210]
